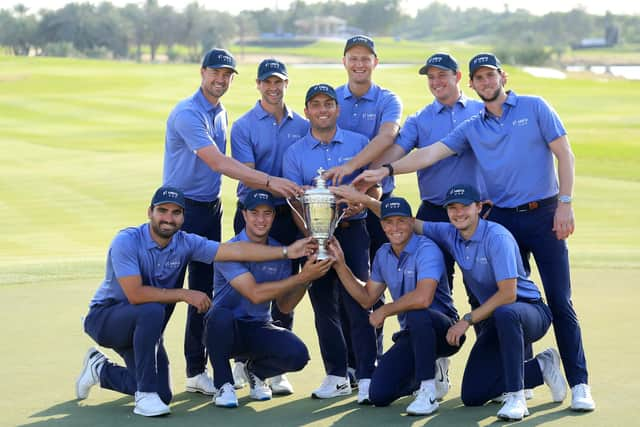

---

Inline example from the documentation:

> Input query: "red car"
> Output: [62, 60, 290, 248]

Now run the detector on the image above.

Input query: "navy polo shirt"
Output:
[231, 101, 309, 205]
[335, 83, 402, 194]
[212, 230, 291, 321]
[90, 223, 219, 306]
[370, 234, 457, 329]
[442, 91, 566, 207]
[163, 89, 228, 202]
[421, 219, 541, 304]
[395, 94, 485, 205]
[282, 127, 369, 220]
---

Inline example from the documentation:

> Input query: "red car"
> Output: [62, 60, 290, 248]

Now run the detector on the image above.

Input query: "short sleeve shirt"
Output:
[90, 223, 219, 306]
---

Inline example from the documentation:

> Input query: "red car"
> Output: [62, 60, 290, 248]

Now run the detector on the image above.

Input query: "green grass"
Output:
[1, 53, 639, 426]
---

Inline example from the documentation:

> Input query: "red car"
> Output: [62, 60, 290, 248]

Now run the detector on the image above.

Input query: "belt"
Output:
[516, 296, 544, 304]
[421, 200, 445, 210]
[185, 197, 219, 208]
[237, 201, 291, 216]
[497, 195, 557, 213]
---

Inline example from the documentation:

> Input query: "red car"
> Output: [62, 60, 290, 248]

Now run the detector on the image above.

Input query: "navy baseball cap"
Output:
[243, 189, 275, 211]
[419, 53, 459, 75]
[202, 48, 238, 74]
[305, 83, 338, 104]
[469, 53, 501, 77]
[151, 186, 185, 209]
[380, 197, 413, 219]
[257, 58, 288, 81]
[443, 184, 481, 207]
[343, 35, 377, 56]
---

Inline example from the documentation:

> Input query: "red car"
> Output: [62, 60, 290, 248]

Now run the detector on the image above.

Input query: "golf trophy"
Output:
[287, 168, 345, 260]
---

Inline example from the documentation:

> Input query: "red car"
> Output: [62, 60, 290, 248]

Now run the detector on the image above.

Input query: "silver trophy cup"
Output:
[287, 168, 345, 260]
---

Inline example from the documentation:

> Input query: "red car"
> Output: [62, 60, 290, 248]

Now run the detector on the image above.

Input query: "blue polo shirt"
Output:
[396, 94, 485, 205]
[163, 89, 228, 202]
[335, 83, 402, 194]
[212, 230, 291, 321]
[231, 101, 309, 205]
[283, 127, 370, 220]
[370, 234, 457, 329]
[421, 219, 541, 304]
[90, 223, 219, 306]
[442, 91, 565, 207]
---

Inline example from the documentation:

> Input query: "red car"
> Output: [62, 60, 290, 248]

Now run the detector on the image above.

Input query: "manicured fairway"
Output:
[0, 47, 638, 426]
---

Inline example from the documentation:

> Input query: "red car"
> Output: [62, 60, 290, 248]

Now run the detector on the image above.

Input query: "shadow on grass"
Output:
[20, 392, 589, 426]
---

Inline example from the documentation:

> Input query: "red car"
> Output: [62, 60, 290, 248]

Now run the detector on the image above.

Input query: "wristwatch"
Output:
[281, 246, 288, 259]
[462, 313, 474, 325]
[558, 195, 572, 204]
[382, 163, 394, 177]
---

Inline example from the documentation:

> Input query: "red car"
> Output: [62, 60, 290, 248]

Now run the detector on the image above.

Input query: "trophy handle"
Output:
[286, 197, 308, 231]
[329, 208, 347, 237]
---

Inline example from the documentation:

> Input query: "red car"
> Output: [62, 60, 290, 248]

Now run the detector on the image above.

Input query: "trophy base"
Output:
[316, 241, 330, 260]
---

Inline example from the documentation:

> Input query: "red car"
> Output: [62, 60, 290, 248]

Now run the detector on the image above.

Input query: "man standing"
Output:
[283, 84, 378, 404]
[355, 53, 595, 412]
[75, 186, 315, 417]
[163, 48, 301, 394]
[326, 197, 462, 417]
[206, 190, 333, 408]
[229, 59, 309, 394]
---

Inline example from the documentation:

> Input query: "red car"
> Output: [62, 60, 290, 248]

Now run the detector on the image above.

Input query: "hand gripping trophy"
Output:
[287, 168, 345, 260]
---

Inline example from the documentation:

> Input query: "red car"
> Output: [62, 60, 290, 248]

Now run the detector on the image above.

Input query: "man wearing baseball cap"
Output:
[76, 186, 316, 417]
[229, 58, 310, 394]
[283, 83, 379, 404]
[162, 48, 304, 395]
[205, 190, 333, 408]
[326, 197, 461, 417]
[355, 52, 595, 413]
[329, 184, 567, 421]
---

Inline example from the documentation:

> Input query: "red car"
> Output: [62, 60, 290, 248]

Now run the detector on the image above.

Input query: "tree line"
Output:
[1, 0, 638, 63]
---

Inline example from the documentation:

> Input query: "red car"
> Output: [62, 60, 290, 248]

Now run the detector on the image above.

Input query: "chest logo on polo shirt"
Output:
[287, 133, 302, 140]
[512, 118, 529, 127]
[476, 256, 488, 264]
[338, 156, 354, 163]
[362, 113, 377, 121]
[165, 259, 181, 269]
[258, 265, 279, 274]
[404, 269, 415, 277]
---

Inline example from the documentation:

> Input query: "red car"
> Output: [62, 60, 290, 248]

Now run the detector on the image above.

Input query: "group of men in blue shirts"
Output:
[75, 34, 596, 421]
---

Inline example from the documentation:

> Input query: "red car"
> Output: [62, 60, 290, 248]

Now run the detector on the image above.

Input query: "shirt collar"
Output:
[143, 223, 176, 251]
[386, 233, 420, 263]
[305, 127, 345, 149]
[455, 218, 487, 245]
[433, 92, 468, 113]
[253, 100, 295, 121]
[342, 83, 378, 101]
[195, 88, 220, 115]
[480, 90, 517, 120]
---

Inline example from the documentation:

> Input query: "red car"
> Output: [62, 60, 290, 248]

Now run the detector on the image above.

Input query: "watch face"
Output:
[559, 195, 572, 203]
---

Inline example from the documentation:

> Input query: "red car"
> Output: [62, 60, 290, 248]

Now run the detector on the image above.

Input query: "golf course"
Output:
[1, 40, 639, 426]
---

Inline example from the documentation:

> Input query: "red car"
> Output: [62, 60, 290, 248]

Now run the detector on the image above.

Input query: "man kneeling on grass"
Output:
[205, 190, 333, 408]
[76, 186, 316, 417]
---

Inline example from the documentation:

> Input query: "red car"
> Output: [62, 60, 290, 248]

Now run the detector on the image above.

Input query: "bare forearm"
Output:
[126, 286, 187, 305]
[391, 142, 453, 175]
[217, 242, 286, 262]
[334, 263, 376, 308]
[467, 288, 516, 324]
[244, 274, 309, 305]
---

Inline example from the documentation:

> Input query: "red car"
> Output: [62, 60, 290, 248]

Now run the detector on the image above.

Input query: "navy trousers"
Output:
[369, 309, 462, 407]
[461, 300, 552, 406]
[308, 219, 377, 379]
[84, 301, 172, 403]
[488, 202, 589, 387]
[181, 197, 222, 377]
[205, 307, 309, 388]
[233, 204, 299, 330]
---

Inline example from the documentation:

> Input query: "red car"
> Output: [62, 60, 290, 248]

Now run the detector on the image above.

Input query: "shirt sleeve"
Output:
[282, 144, 304, 185]
[184, 233, 219, 264]
[230, 118, 256, 164]
[535, 97, 567, 144]
[173, 109, 217, 152]
[395, 113, 419, 153]
[486, 233, 519, 282]
[379, 91, 402, 126]
[215, 260, 251, 284]
[110, 232, 142, 279]
[421, 222, 453, 253]
[370, 250, 385, 284]
[442, 117, 472, 155]
[415, 241, 445, 282]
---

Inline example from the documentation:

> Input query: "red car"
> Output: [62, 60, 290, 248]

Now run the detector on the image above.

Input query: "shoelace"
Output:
[574, 385, 589, 399]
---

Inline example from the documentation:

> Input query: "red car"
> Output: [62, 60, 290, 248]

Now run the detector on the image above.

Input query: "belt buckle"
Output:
[528, 201, 539, 210]
[339, 221, 350, 229]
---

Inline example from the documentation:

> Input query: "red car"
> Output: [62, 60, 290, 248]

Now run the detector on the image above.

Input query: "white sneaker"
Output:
[214, 383, 239, 408]
[434, 357, 451, 400]
[232, 361, 248, 389]
[311, 375, 352, 399]
[357, 378, 371, 405]
[407, 381, 438, 416]
[536, 348, 567, 402]
[133, 392, 170, 417]
[492, 388, 535, 403]
[185, 369, 216, 395]
[497, 390, 529, 421]
[571, 383, 595, 411]
[269, 374, 294, 395]
[75, 347, 106, 400]
[244, 365, 272, 401]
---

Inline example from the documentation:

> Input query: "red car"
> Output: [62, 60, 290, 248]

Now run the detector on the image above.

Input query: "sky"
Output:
[4, 0, 640, 16]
